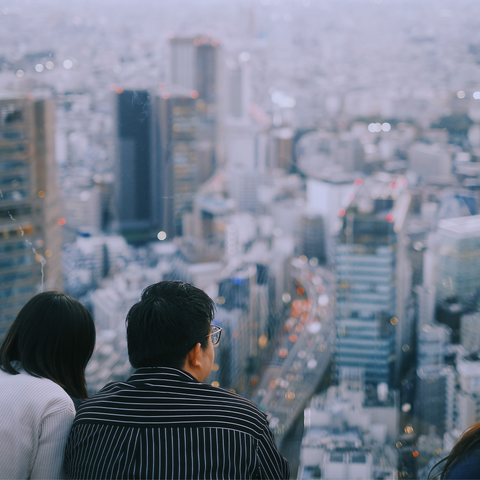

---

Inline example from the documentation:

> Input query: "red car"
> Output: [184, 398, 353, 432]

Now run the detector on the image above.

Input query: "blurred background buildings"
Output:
[4, 0, 480, 477]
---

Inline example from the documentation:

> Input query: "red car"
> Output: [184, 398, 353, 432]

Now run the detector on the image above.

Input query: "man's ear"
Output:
[186, 343, 202, 368]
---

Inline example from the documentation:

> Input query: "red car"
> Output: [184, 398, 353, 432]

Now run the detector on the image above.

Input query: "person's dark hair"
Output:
[0, 291, 96, 400]
[429, 423, 480, 478]
[126, 281, 216, 369]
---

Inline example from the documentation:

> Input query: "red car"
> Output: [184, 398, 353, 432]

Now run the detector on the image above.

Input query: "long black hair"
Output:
[429, 423, 480, 478]
[0, 291, 96, 399]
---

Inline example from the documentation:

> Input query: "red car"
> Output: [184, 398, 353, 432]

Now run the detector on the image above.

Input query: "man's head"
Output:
[126, 281, 216, 379]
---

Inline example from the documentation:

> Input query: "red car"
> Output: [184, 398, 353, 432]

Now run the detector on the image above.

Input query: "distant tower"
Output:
[335, 204, 397, 385]
[0, 94, 62, 340]
[168, 36, 219, 234]
[166, 93, 213, 235]
[114, 90, 174, 243]
[170, 36, 218, 106]
[417, 285, 437, 329]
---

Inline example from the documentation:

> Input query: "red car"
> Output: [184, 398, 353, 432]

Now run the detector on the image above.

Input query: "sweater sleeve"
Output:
[30, 408, 75, 480]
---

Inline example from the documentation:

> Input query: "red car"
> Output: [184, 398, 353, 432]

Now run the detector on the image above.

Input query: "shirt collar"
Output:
[129, 366, 199, 384]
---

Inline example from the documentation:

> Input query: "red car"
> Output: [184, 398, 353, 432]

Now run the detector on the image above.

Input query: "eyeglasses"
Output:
[207, 325, 222, 346]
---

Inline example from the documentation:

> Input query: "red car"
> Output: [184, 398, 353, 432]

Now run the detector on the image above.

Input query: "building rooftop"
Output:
[438, 215, 480, 238]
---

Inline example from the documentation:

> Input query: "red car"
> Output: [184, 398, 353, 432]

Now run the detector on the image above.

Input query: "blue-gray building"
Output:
[335, 203, 398, 385]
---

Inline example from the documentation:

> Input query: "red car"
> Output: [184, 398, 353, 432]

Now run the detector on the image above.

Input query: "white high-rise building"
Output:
[408, 143, 452, 179]
[417, 324, 451, 368]
[417, 285, 437, 329]
[461, 312, 480, 353]
[436, 215, 480, 301]
[454, 354, 480, 432]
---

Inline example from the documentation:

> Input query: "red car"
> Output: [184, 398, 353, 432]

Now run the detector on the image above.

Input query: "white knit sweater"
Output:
[0, 368, 75, 480]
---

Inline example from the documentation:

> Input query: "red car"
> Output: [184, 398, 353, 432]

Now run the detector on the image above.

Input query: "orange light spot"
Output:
[390, 181, 397, 189]
[386, 213, 394, 222]
[58, 218, 66, 226]
[338, 208, 346, 217]
[270, 380, 277, 388]
[232, 331, 239, 339]
[292, 300, 302, 309]
[190, 90, 199, 99]
[289, 334, 298, 343]
[45, 249, 53, 258]
[109, 83, 117, 91]
[116, 87, 124, 94]
[38, 190, 45, 198]
[413, 451, 419, 457]
[354, 178, 363, 186]
[297, 287, 305, 295]
[159, 82, 166, 90]
[193, 38, 201, 46]
[162, 92, 170, 99]
[279, 348, 288, 358]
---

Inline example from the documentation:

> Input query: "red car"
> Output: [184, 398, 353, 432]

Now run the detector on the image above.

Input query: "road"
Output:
[249, 258, 336, 448]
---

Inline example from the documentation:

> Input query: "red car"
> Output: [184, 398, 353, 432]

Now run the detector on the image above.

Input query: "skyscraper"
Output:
[167, 94, 214, 235]
[0, 94, 62, 340]
[335, 203, 398, 385]
[170, 36, 218, 106]
[170, 36, 218, 174]
[114, 90, 174, 242]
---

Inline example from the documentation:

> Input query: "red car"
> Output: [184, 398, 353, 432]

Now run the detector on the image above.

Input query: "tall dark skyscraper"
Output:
[114, 90, 174, 243]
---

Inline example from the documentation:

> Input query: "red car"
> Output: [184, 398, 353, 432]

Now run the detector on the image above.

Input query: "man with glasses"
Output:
[64, 281, 289, 480]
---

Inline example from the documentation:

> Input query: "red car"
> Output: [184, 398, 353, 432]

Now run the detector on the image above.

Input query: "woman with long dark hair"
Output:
[0, 291, 96, 480]
[430, 423, 480, 479]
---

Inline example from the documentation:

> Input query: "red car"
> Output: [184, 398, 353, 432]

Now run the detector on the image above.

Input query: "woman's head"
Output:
[0, 291, 96, 399]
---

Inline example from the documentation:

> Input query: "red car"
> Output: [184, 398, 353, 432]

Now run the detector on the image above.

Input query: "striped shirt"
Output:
[64, 367, 289, 480]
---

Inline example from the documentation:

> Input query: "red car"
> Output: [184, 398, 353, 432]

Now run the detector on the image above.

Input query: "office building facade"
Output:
[114, 90, 174, 243]
[0, 95, 62, 340]
[335, 207, 397, 385]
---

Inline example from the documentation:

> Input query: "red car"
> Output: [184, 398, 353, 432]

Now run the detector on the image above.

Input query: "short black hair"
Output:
[0, 291, 96, 400]
[126, 281, 215, 369]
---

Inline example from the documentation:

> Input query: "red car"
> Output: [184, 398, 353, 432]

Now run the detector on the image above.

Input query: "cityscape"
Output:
[2, 0, 480, 477]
